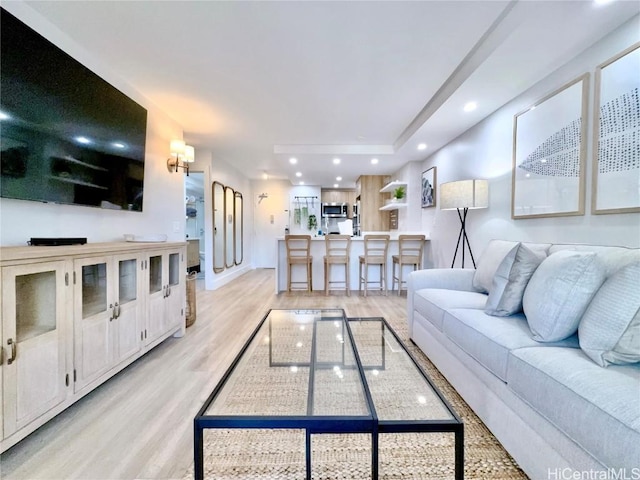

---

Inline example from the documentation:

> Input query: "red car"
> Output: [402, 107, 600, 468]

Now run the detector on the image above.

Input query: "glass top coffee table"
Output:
[194, 309, 463, 479]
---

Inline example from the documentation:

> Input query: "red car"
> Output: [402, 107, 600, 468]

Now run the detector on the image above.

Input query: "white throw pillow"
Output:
[579, 261, 640, 367]
[473, 240, 519, 293]
[485, 243, 546, 317]
[523, 251, 606, 342]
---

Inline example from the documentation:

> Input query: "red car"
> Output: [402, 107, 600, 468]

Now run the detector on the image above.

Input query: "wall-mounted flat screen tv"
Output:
[0, 8, 148, 211]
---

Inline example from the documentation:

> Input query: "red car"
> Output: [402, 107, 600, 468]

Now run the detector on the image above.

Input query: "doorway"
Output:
[185, 172, 205, 280]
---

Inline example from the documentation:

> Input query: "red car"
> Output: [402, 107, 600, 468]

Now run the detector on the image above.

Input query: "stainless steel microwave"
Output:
[321, 203, 348, 218]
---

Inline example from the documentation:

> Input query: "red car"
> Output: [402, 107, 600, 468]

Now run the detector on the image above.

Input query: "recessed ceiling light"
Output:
[289, 157, 297, 164]
[295, 172, 302, 177]
[463, 101, 477, 112]
[540, 158, 547, 163]
[334, 183, 339, 188]
[0, 111, 10, 121]
[76, 136, 91, 144]
[417, 143, 427, 151]
[112, 142, 125, 149]
[299, 181, 304, 185]
[333, 158, 341, 164]
[336, 176, 342, 181]
[371, 158, 379, 164]
[594, 0, 615, 5]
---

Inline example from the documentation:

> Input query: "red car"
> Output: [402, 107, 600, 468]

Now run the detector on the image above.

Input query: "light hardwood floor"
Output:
[0, 269, 407, 480]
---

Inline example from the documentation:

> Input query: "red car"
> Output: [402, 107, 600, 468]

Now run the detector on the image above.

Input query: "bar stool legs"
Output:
[392, 234, 426, 295]
[358, 234, 390, 297]
[323, 235, 351, 296]
[285, 235, 313, 292]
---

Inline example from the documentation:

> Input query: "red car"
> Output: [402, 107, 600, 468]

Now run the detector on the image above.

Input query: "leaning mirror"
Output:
[234, 192, 243, 265]
[224, 186, 235, 268]
[212, 181, 225, 273]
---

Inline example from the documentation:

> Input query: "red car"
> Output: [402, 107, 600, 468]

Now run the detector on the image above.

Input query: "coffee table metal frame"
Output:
[194, 309, 463, 479]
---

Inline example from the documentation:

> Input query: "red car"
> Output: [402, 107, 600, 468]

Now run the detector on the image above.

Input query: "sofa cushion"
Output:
[442, 308, 578, 381]
[413, 289, 487, 331]
[579, 261, 640, 367]
[507, 347, 640, 470]
[485, 243, 546, 317]
[473, 240, 551, 294]
[523, 251, 606, 342]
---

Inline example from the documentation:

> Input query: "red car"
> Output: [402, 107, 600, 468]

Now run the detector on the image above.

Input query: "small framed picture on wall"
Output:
[422, 167, 436, 208]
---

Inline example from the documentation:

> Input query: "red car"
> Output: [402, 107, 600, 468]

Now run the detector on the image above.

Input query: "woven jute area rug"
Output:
[184, 314, 528, 479]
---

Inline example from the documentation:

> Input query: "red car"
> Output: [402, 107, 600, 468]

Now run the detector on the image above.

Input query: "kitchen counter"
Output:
[275, 232, 429, 293]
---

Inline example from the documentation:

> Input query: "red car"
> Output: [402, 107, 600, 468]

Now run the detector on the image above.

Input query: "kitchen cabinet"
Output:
[1, 260, 69, 438]
[356, 175, 389, 231]
[0, 242, 185, 452]
[320, 189, 356, 210]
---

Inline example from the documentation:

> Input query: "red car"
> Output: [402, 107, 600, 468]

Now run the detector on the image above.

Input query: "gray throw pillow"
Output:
[485, 243, 546, 317]
[579, 261, 640, 367]
[523, 251, 606, 342]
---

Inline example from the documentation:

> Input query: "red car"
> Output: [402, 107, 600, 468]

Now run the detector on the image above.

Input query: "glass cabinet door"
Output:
[118, 259, 137, 304]
[149, 255, 163, 294]
[15, 271, 57, 342]
[2, 261, 68, 436]
[81, 263, 107, 319]
[168, 253, 180, 287]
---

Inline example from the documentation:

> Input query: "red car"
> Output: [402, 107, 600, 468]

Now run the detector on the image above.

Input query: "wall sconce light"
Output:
[167, 139, 195, 175]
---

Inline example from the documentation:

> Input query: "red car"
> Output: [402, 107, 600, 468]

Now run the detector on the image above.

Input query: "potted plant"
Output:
[393, 186, 406, 202]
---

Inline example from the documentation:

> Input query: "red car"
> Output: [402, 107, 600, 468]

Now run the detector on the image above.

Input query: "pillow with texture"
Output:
[485, 243, 546, 317]
[579, 261, 640, 367]
[472, 240, 519, 293]
[523, 250, 606, 342]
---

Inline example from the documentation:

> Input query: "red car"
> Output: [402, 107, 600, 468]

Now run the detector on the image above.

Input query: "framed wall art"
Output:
[511, 74, 589, 219]
[421, 166, 436, 208]
[592, 42, 640, 215]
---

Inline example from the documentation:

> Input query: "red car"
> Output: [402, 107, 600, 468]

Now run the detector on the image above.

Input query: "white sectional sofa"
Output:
[407, 240, 640, 479]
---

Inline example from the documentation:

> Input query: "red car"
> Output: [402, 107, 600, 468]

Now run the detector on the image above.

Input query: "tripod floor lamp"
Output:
[440, 179, 488, 269]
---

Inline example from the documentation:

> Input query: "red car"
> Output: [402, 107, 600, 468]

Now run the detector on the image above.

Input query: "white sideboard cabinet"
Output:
[0, 242, 186, 452]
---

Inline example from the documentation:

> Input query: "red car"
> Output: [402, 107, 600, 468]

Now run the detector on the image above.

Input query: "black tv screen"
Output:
[0, 8, 148, 211]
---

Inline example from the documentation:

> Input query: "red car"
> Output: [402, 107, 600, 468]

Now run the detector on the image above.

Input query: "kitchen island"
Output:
[275, 232, 429, 293]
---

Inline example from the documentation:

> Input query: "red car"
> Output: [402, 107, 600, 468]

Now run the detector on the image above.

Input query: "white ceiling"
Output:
[24, 0, 640, 188]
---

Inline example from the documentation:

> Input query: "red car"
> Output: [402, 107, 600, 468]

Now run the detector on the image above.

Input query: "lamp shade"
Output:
[184, 145, 195, 163]
[170, 139, 186, 156]
[440, 179, 488, 210]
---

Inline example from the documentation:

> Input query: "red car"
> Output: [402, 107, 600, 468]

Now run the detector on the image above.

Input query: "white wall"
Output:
[249, 179, 323, 269]
[196, 150, 253, 290]
[418, 15, 640, 269]
[0, 3, 186, 246]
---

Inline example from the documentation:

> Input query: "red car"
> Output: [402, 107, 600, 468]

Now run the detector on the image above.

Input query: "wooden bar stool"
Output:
[285, 235, 312, 292]
[323, 235, 351, 296]
[359, 234, 390, 297]
[392, 234, 425, 295]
